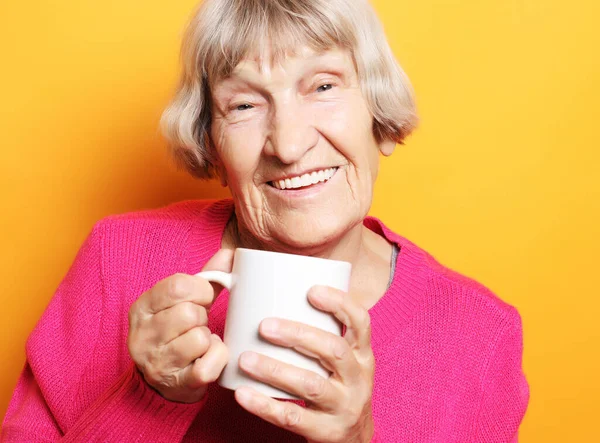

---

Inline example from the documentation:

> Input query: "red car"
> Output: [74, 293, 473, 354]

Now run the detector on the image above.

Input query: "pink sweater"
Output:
[2, 199, 529, 442]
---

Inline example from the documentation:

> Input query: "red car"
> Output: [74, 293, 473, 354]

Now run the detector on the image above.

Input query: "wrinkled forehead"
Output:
[226, 44, 312, 78]
[225, 45, 355, 81]
[208, 40, 351, 86]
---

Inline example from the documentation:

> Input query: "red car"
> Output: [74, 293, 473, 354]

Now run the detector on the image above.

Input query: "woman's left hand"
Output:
[234, 285, 376, 443]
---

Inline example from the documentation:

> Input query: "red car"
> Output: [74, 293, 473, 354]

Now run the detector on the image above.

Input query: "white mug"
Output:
[196, 248, 352, 399]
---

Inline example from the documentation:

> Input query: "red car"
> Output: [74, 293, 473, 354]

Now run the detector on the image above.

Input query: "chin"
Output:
[268, 211, 356, 254]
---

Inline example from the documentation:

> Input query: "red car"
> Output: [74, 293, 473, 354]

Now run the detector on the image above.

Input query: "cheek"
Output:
[314, 101, 377, 175]
[214, 122, 265, 186]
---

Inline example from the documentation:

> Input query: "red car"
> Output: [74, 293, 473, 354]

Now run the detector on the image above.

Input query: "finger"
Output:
[151, 302, 208, 344]
[307, 286, 372, 352]
[199, 248, 235, 297]
[181, 334, 229, 389]
[163, 326, 211, 368]
[235, 386, 333, 441]
[238, 351, 340, 410]
[258, 319, 360, 382]
[136, 273, 216, 315]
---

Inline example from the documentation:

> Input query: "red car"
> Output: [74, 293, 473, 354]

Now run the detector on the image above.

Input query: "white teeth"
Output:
[299, 173, 312, 187]
[272, 167, 337, 190]
[310, 171, 319, 184]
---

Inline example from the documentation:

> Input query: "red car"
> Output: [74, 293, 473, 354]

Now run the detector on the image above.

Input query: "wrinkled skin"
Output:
[127, 250, 233, 403]
[235, 285, 377, 443]
[210, 46, 395, 257]
[129, 46, 395, 442]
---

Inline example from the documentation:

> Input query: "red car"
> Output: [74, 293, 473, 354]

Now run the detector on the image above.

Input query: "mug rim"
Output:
[235, 247, 352, 268]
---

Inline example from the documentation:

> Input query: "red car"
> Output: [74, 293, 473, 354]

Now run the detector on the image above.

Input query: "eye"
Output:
[236, 103, 253, 111]
[316, 84, 333, 93]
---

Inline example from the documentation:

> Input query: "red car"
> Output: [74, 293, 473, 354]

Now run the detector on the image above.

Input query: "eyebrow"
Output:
[211, 77, 265, 101]
[213, 52, 354, 98]
[302, 63, 350, 82]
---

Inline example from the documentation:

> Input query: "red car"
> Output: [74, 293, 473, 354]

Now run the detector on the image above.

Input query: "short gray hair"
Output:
[160, 0, 418, 179]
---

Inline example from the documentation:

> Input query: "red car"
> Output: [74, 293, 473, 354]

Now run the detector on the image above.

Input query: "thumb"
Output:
[197, 248, 235, 299]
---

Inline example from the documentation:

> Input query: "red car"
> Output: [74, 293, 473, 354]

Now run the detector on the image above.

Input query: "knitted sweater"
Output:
[1, 199, 529, 442]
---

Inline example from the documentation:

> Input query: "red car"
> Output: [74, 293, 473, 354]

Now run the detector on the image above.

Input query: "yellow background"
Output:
[1, 0, 598, 440]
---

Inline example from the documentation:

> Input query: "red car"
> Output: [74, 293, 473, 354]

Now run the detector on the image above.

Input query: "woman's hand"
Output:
[234, 285, 376, 443]
[127, 250, 233, 403]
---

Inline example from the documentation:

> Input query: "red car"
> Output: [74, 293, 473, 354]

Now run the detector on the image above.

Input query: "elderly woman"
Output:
[2, 0, 529, 441]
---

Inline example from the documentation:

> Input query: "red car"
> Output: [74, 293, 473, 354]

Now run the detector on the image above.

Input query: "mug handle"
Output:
[195, 271, 234, 290]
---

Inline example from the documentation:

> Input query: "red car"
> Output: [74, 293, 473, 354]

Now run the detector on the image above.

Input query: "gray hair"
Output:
[160, 0, 418, 179]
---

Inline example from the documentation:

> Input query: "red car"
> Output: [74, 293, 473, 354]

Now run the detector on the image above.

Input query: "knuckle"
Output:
[256, 398, 272, 417]
[303, 375, 326, 400]
[194, 361, 216, 384]
[197, 277, 214, 297]
[265, 360, 283, 378]
[155, 372, 178, 393]
[197, 306, 208, 325]
[143, 366, 162, 386]
[166, 274, 191, 299]
[146, 349, 162, 370]
[179, 303, 201, 326]
[281, 405, 301, 428]
[291, 323, 305, 340]
[331, 338, 350, 361]
[192, 327, 211, 350]
[213, 338, 229, 363]
[193, 361, 209, 384]
[193, 277, 214, 307]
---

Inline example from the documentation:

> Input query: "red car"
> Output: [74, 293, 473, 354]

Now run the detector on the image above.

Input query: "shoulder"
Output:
[86, 198, 231, 293]
[98, 199, 216, 230]
[424, 250, 519, 326]
[370, 216, 522, 336]
[394, 235, 525, 380]
[90, 199, 226, 249]
[408, 244, 524, 363]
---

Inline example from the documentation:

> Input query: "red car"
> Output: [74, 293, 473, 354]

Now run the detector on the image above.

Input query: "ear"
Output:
[379, 139, 396, 157]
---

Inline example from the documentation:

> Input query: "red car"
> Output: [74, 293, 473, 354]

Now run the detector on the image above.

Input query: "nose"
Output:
[265, 101, 318, 164]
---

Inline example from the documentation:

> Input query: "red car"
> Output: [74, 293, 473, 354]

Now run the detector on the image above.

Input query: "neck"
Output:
[222, 212, 393, 309]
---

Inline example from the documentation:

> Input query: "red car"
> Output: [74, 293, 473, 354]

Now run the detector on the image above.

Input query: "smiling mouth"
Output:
[269, 167, 338, 190]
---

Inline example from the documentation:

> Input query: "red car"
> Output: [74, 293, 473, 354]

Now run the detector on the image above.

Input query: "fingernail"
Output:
[260, 318, 279, 336]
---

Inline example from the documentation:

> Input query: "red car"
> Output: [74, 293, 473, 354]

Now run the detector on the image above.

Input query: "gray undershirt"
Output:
[387, 243, 399, 290]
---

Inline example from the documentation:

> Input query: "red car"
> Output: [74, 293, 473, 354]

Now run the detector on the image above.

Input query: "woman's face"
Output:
[210, 46, 394, 251]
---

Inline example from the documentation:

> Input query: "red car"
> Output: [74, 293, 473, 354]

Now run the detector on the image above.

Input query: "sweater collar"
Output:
[187, 199, 429, 346]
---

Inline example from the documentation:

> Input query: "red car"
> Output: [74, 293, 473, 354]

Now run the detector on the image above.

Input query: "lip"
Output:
[266, 166, 340, 184]
[265, 166, 342, 200]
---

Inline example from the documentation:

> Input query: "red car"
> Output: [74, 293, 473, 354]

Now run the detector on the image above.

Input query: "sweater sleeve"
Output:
[1, 222, 205, 442]
[472, 308, 530, 442]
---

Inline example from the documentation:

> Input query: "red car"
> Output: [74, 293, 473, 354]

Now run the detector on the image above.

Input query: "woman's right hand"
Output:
[127, 250, 233, 403]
